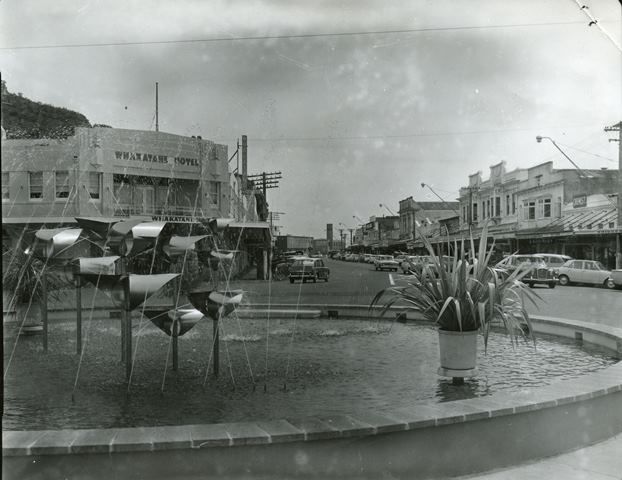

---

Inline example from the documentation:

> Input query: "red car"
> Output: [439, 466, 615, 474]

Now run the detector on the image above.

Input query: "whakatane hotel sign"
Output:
[115, 150, 200, 167]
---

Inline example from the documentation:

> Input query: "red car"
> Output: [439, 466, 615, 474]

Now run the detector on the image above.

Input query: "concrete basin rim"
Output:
[3, 309, 621, 457]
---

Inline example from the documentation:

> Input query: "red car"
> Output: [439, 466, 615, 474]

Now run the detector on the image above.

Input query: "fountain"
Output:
[2, 222, 622, 479]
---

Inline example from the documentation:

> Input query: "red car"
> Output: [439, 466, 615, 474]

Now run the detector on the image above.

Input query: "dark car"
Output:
[289, 258, 330, 283]
[495, 254, 556, 288]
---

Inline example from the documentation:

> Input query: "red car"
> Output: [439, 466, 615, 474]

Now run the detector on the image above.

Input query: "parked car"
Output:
[557, 260, 616, 289]
[289, 258, 330, 283]
[533, 254, 573, 273]
[374, 255, 399, 271]
[611, 269, 622, 289]
[495, 254, 557, 288]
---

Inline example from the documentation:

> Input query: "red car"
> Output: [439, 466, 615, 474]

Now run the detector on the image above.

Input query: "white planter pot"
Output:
[438, 329, 478, 371]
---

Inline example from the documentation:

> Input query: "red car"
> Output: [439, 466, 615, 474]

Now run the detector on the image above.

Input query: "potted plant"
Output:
[2, 246, 67, 329]
[370, 224, 539, 374]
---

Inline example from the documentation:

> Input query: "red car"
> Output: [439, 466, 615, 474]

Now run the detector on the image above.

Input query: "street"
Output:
[233, 259, 622, 328]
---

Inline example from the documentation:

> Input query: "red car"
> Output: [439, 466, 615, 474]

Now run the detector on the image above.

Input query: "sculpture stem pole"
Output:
[213, 318, 220, 377]
[41, 271, 48, 352]
[172, 320, 179, 371]
[75, 275, 82, 354]
[123, 276, 132, 381]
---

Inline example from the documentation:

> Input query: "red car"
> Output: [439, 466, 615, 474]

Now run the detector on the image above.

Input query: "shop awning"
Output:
[516, 208, 619, 237]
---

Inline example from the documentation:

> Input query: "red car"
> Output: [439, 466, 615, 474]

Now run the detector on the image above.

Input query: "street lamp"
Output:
[420, 183, 460, 216]
[535, 136, 587, 177]
[339, 222, 354, 247]
[379, 203, 397, 216]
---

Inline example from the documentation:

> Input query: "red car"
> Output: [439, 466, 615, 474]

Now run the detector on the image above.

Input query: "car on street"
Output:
[612, 269, 622, 288]
[289, 258, 330, 283]
[374, 255, 399, 271]
[557, 260, 616, 289]
[533, 254, 573, 274]
[495, 254, 557, 288]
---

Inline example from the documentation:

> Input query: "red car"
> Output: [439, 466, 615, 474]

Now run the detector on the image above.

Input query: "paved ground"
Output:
[456, 433, 622, 480]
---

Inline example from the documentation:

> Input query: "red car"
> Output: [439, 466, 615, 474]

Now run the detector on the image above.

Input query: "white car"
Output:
[374, 255, 399, 271]
[557, 260, 616, 289]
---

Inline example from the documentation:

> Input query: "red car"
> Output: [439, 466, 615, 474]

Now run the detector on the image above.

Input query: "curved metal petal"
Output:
[34, 228, 83, 259]
[111, 273, 179, 310]
[143, 307, 204, 336]
[163, 235, 209, 259]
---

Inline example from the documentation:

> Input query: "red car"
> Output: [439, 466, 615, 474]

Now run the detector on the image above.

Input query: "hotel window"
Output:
[505, 195, 510, 215]
[472, 203, 478, 221]
[482, 201, 486, 219]
[55, 171, 70, 199]
[494, 197, 500, 217]
[88, 172, 101, 200]
[29, 171, 43, 199]
[208, 181, 220, 205]
[487, 199, 491, 218]
[2, 172, 9, 200]
[512, 194, 516, 214]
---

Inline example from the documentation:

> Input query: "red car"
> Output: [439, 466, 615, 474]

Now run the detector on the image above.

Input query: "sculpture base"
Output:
[437, 367, 477, 380]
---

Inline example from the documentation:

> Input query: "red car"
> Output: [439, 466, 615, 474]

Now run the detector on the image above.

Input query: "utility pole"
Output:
[604, 121, 621, 268]
[155, 82, 159, 132]
[247, 171, 282, 199]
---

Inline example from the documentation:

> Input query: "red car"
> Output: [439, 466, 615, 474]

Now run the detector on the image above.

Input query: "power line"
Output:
[0, 20, 598, 51]
[556, 142, 616, 163]
[571, 0, 622, 52]
[212, 123, 602, 144]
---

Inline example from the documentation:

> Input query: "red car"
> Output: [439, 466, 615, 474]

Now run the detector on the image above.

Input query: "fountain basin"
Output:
[3, 313, 622, 479]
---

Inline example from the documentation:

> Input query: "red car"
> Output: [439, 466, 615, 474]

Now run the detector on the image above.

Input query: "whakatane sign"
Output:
[115, 151, 200, 167]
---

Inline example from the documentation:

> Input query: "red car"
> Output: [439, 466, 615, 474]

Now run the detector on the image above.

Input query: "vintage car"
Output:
[495, 254, 557, 288]
[289, 258, 330, 283]
[611, 269, 622, 289]
[557, 260, 616, 289]
[374, 255, 399, 271]
[533, 253, 573, 274]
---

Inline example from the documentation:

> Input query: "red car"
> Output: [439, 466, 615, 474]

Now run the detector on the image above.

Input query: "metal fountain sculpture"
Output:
[26, 216, 243, 381]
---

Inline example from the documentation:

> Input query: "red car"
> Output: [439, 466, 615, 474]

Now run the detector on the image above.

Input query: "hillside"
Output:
[1, 80, 92, 139]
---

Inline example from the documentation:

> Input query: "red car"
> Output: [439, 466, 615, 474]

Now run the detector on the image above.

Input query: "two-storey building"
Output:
[454, 161, 619, 267]
[2, 127, 272, 269]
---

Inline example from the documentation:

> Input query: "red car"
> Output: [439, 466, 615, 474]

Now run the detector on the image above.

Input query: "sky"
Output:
[1, 0, 620, 238]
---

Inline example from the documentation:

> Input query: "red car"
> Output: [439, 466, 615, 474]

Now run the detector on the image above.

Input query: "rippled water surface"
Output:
[3, 317, 617, 430]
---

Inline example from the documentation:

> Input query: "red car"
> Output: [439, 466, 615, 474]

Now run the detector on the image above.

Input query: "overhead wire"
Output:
[0, 20, 602, 51]
[571, 0, 622, 52]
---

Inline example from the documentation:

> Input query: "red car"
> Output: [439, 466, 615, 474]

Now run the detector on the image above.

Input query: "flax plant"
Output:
[371, 224, 540, 350]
